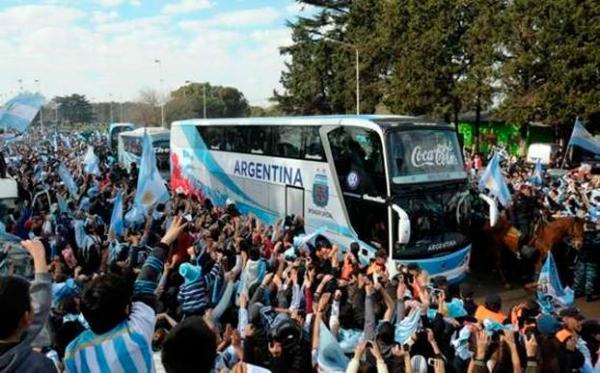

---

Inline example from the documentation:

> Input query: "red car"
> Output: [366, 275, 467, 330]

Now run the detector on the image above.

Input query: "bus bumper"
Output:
[395, 245, 471, 283]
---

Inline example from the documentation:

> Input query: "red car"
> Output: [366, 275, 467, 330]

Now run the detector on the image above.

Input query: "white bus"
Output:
[118, 127, 170, 180]
[170, 116, 490, 281]
[109, 123, 135, 153]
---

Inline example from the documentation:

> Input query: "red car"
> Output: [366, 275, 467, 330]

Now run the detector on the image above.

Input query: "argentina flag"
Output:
[317, 321, 349, 373]
[83, 146, 100, 175]
[537, 252, 574, 313]
[127, 131, 168, 223]
[478, 152, 512, 207]
[0, 94, 45, 133]
[567, 118, 600, 155]
[531, 159, 543, 185]
[57, 163, 79, 199]
[109, 191, 124, 237]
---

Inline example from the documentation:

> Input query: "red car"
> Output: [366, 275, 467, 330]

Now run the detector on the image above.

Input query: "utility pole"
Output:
[108, 94, 114, 123]
[203, 83, 207, 119]
[155, 59, 165, 127]
[35, 79, 44, 131]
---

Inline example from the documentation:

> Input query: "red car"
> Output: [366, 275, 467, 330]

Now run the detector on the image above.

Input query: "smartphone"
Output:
[183, 214, 192, 222]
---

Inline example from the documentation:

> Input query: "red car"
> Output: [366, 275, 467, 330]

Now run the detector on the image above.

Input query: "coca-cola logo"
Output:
[411, 144, 458, 168]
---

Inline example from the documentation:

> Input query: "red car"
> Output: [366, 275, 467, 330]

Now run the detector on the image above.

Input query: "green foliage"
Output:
[168, 83, 249, 121]
[275, 0, 599, 135]
[53, 94, 94, 124]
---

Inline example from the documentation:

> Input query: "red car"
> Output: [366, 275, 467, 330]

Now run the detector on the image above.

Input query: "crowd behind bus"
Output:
[0, 129, 598, 373]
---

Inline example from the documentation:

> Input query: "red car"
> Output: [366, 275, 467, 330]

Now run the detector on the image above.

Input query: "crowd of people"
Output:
[0, 129, 598, 373]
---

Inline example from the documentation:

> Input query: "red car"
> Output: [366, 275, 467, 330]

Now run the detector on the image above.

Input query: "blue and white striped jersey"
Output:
[64, 301, 155, 373]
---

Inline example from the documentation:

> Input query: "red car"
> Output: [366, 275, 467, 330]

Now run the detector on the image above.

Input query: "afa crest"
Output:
[312, 174, 329, 207]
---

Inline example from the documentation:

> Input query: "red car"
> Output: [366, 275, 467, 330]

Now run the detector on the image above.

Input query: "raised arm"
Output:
[132, 216, 186, 308]
[20, 240, 51, 344]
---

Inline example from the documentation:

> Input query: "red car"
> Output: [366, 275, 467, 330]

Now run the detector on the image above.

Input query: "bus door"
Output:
[322, 126, 389, 250]
[285, 185, 304, 219]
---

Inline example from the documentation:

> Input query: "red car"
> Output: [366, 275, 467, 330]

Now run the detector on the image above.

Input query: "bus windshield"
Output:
[387, 129, 466, 184]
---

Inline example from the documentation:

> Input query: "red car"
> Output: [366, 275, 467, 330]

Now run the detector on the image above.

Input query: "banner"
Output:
[567, 119, 600, 155]
[479, 152, 512, 207]
[0, 94, 45, 133]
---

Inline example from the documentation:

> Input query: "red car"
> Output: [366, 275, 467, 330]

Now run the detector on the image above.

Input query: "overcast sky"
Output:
[0, 0, 315, 106]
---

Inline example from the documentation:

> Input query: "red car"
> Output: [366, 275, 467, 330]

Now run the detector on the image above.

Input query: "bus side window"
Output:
[303, 127, 324, 161]
[199, 127, 223, 150]
[224, 126, 248, 153]
[273, 127, 302, 158]
[248, 126, 271, 155]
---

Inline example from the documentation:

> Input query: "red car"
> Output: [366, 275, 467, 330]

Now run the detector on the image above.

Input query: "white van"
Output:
[526, 143, 558, 165]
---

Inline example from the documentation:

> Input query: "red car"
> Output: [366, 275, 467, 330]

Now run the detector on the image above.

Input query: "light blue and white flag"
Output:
[53, 130, 59, 152]
[126, 131, 169, 223]
[61, 134, 72, 149]
[317, 321, 349, 373]
[478, 152, 512, 207]
[531, 159, 543, 186]
[109, 191, 124, 237]
[0, 94, 45, 133]
[568, 118, 600, 155]
[57, 194, 69, 214]
[293, 226, 328, 249]
[57, 163, 79, 199]
[394, 307, 422, 344]
[82, 146, 100, 175]
[537, 252, 574, 313]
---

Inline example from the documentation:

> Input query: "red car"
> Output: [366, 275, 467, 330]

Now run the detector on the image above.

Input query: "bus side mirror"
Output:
[479, 193, 499, 227]
[391, 204, 411, 244]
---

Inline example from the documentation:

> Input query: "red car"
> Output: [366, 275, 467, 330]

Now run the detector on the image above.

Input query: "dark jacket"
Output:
[0, 273, 56, 373]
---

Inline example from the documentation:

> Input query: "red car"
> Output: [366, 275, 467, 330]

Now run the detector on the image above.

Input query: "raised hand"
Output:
[160, 216, 187, 246]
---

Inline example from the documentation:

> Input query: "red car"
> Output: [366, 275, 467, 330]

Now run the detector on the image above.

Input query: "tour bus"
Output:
[170, 116, 497, 281]
[118, 127, 170, 180]
[109, 123, 135, 153]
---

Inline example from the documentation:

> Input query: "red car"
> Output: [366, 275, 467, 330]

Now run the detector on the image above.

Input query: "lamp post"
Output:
[108, 94, 114, 123]
[155, 59, 165, 127]
[315, 36, 360, 115]
[203, 83, 207, 119]
[18, 79, 23, 92]
[35, 79, 44, 131]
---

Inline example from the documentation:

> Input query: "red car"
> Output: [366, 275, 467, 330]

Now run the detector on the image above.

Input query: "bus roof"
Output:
[171, 115, 453, 130]
[109, 122, 135, 131]
[119, 127, 170, 137]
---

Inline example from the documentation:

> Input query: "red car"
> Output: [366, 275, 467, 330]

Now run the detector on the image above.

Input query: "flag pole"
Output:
[560, 117, 577, 169]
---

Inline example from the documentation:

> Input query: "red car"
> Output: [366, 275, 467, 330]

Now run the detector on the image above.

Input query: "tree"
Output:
[168, 83, 249, 121]
[127, 89, 161, 126]
[274, 1, 386, 115]
[53, 94, 94, 124]
[498, 0, 600, 137]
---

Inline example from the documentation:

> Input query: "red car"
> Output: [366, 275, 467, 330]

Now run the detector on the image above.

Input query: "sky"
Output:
[0, 0, 316, 106]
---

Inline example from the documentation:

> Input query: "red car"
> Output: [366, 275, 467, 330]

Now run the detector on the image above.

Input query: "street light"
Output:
[35, 79, 44, 131]
[155, 59, 165, 127]
[108, 94, 114, 123]
[18, 79, 23, 92]
[313, 36, 360, 115]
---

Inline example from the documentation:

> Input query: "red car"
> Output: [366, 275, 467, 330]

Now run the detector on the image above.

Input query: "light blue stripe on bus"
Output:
[181, 125, 278, 218]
